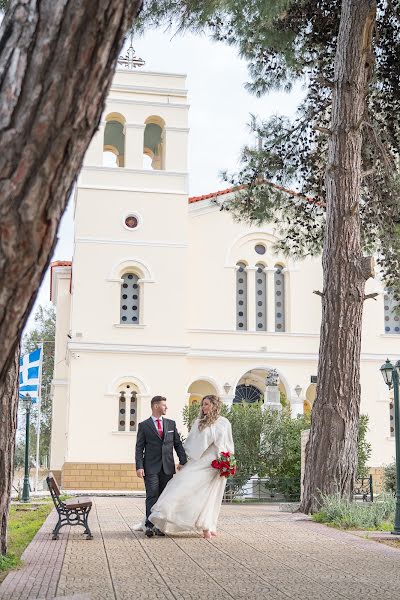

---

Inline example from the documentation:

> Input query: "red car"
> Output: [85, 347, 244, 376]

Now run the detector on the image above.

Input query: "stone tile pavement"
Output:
[1, 497, 400, 599]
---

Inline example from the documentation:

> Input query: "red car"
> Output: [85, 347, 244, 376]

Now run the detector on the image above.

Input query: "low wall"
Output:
[62, 463, 145, 490]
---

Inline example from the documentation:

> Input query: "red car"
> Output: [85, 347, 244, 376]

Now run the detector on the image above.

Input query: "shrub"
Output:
[357, 414, 372, 478]
[313, 493, 395, 529]
[182, 402, 371, 503]
[383, 462, 396, 494]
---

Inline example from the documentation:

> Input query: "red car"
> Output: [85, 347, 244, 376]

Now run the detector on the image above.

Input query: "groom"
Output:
[135, 395, 187, 537]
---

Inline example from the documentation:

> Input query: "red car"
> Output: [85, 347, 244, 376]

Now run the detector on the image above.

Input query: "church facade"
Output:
[50, 68, 398, 490]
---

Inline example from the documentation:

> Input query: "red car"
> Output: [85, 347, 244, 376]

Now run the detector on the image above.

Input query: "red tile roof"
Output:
[188, 182, 322, 206]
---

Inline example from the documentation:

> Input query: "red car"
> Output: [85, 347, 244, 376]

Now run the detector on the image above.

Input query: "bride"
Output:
[149, 394, 234, 539]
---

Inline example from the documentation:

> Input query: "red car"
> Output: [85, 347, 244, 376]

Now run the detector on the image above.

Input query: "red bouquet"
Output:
[211, 451, 237, 478]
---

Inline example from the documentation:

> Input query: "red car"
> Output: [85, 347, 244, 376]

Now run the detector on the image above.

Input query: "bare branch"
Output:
[313, 126, 332, 135]
[364, 293, 379, 301]
[316, 76, 335, 89]
[360, 256, 375, 280]
[361, 168, 375, 178]
[313, 290, 325, 298]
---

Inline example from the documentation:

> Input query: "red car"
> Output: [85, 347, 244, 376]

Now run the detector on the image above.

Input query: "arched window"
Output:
[103, 113, 125, 167]
[143, 116, 165, 170]
[236, 262, 248, 330]
[255, 263, 267, 331]
[274, 264, 285, 332]
[233, 384, 262, 404]
[120, 273, 140, 324]
[118, 384, 137, 432]
[384, 289, 400, 334]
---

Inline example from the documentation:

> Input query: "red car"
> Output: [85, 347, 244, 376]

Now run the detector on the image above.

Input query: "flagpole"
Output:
[34, 343, 44, 493]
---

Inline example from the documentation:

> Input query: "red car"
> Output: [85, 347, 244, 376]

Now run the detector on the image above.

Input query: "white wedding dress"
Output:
[148, 416, 234, 534]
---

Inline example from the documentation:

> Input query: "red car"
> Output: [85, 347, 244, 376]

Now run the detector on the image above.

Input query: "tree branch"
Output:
[313, 126, 332, 135]
[313, 290, 325, 298]
[361, 168, 375, 178]
[360, 256, 375, 280]
[364, 293, 379, 301]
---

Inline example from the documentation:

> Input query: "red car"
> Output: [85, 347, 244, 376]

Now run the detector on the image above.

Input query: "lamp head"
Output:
[380, 359, 394, 388]
[21, 393, 32, 412]
[294, 384, 302, 398]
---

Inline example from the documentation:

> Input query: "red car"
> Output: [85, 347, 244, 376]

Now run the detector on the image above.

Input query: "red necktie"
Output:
[156, 419, 163, 438]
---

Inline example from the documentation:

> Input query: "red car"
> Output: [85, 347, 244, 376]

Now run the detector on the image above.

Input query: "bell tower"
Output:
[50, 63, 190, 486]
[71, 65, 189, 345]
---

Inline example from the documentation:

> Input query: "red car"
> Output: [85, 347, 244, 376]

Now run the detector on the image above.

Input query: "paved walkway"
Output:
[1, 498, 400, 600]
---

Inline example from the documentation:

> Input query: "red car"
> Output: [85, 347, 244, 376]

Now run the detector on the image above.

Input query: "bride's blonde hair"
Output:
[198, 395, 222, 431]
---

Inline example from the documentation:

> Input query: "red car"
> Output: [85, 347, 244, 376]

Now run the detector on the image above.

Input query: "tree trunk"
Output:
[300, 0, 376, 513]
[0, 0, 143, 555]
[0, 349, 19, 555]
[0, 0, 143, 386]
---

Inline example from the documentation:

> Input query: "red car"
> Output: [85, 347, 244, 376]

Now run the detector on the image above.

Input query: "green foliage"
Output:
[229, 402, 266, 487]
[183, 402, 371, 501]
[21, 305, 56, 467]
[383, 462, 396, 494]
[183, 401, 310, 497]
[313, 493, 395, 530]
[138, 0, 400, 297]
[261, 410, 311, 500]
[357, 414, 372, 478]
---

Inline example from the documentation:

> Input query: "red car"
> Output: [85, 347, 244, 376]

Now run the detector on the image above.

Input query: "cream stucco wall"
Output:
[49, 68, 399, 483]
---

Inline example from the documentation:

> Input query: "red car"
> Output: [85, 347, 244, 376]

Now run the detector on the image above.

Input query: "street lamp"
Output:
[20, 393, 32, 503]
[223, 382, 232, 395]
[380, 358, 400, 534]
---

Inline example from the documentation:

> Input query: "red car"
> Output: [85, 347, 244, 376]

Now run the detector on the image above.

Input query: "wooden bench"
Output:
[46, 472, 93, 540]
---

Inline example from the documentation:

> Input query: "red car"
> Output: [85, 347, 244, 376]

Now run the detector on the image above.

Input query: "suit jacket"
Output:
[135, 417, 187, 476]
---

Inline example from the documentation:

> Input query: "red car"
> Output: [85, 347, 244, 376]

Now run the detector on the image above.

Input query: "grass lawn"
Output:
[0, 502, 53, 583]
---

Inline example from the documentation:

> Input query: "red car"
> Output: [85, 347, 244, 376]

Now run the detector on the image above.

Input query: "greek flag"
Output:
[19, 348, 42, 404]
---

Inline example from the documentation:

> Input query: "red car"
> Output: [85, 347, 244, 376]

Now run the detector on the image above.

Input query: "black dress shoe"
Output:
[145, 526, 154, 537]
[154, 527, 165, 536]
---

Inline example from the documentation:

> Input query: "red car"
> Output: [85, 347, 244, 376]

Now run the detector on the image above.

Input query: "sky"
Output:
[25, 27, 303, 333]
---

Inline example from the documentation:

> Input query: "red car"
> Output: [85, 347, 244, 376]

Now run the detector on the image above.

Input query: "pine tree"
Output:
[139, 0, 400, 511]
[0, 0, 143, 557]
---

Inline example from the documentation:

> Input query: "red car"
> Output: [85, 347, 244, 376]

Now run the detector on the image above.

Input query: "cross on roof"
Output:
[118, 29, 145, 70]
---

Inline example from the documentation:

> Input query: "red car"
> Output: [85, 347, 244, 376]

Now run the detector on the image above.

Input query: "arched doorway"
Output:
[233, 369, 288, 408]
[304, 383, 316, 415]
[187, 379, 218, 406]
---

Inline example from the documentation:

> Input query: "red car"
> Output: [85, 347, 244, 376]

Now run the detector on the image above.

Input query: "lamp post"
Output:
[21, 393, 32, 503]
[380, 358, 400, 535]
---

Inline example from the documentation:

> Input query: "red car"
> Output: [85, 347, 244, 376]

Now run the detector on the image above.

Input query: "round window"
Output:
[125, 215, 138, 229]
[255, 244, 266, 255]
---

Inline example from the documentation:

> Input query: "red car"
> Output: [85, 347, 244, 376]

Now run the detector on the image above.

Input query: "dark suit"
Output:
[135, 417, 187, 526]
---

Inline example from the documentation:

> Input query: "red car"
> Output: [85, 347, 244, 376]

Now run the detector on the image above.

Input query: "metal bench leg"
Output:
[82, 507, 93, 539]
[52, 517, 64, 540]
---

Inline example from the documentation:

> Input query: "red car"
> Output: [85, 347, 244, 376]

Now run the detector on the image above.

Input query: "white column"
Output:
[125, 124, 145, 169]
[282, 267, 291, 332]
[164, 128, 189, 171]
[222, 394, 235, 408]
[263, 386, 282, 411]
[247, 267, 257, 332]
[266, 268, 275, 332]
[291, 395, 304, 417]
[85, 122, 105, 166]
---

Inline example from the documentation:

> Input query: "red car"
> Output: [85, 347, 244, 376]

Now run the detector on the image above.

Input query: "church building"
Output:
[49, 67, 398, 490]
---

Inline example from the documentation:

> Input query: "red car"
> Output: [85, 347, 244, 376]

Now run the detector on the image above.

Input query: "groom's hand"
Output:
[176, 464, 183, 471]
[136, 469, 145, 478]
